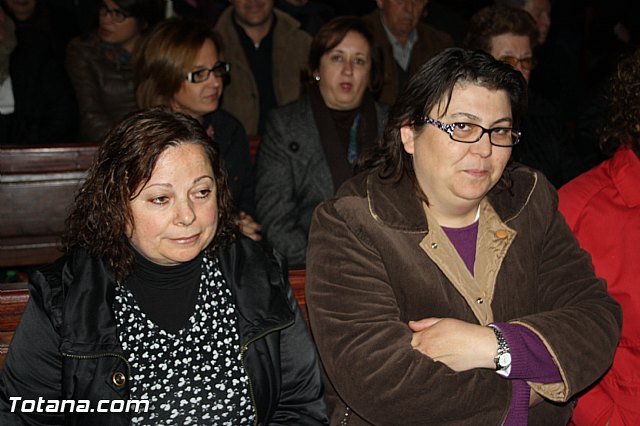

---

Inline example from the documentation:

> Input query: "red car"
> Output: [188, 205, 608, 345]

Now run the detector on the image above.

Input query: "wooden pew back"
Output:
[0, 285, 29, 369]
[288, 266, 308, 321]
[0, 144, 98, 268]
[248, 134, 260, 164]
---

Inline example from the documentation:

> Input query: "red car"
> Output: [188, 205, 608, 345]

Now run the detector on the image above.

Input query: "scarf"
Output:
[89, 32, 132, 69]
[309, 84, 379, 190]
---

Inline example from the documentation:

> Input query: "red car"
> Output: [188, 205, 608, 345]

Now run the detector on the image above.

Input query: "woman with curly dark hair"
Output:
[0, 107, 327, 425]
[559, 49, 640, 426]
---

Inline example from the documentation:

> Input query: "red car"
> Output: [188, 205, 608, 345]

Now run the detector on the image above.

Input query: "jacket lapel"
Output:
[368, 166, 534, 324]
[293, 97, 335, 198]
[216, 238, 294, 345]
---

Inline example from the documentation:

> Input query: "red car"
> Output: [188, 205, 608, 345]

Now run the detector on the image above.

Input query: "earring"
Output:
[314, 74, 320, 82]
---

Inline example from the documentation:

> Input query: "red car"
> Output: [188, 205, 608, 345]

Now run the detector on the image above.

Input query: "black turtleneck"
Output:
[124, 250, 203, 333]
[309, 85, 379, 190]
[329, 106, 359, 149]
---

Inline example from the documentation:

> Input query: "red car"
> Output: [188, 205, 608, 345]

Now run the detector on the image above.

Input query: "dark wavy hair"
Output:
[110, 0, 166, 33]
[600, 48, 640, 158]
[62, 107, 237, 281]
[464, 5, 539, 52]
[360, 48, 527, 203]
[307, 16, 382, 92]
[134, 17, 224, 109]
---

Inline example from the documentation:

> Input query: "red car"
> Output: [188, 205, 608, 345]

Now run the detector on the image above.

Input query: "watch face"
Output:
[498, 353, 512, 368]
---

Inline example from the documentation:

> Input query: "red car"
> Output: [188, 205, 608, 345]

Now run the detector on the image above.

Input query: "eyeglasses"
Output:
[98, 4, 130, 24]
[499, 56, 536, 71]
[417, 116, 521, 147]
[185, 62, 230, 83]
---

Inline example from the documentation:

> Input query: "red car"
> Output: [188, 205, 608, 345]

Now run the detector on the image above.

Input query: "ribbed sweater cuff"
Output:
[493, 322, 561, 383]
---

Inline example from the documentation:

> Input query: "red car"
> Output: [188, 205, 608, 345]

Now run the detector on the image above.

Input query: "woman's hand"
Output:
[238, 211, 262, 241]
[408, 317, 497, 372]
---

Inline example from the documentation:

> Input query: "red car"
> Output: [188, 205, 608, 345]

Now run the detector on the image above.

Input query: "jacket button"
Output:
[112, 371, 126, 388]
[431, 242, 438, 249]
[289, 142, 299, 152]
[476, 297, 484, 304]
[495, 229, 508, 239]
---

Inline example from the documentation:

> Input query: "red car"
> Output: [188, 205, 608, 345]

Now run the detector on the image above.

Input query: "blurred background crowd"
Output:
[1, 0, 639, 259]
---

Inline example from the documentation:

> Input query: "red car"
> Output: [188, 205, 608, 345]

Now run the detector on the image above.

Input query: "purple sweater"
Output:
[443, 224, 562, 425]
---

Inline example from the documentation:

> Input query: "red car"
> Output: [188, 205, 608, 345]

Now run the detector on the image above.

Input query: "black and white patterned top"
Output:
[113, 255, 255, 425]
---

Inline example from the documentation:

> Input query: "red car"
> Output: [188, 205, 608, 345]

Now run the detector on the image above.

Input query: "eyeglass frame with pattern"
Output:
[98, 3, 130, 24]
[185, 62, 231, 84]
[498, 56, 536, 71]
[415, 116, 521, 147]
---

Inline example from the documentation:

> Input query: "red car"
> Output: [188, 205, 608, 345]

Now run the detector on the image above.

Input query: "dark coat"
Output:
[255, 95, 387, 266]
[0, 237, 327, 425]
[306, 164, 622, 425]
[513, 90, 580, 188]
[65, 35, 137, 143]
[0, 32, 77, 145]
[203, 109, 256, 216]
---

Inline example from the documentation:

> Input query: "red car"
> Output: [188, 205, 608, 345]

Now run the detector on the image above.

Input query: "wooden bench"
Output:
[0, 144, 98, 268]
[0, 143, 98, 369]
[0, 284, 30, 369]
[288, 266, 308, 321]
[248, 134, 261, 164]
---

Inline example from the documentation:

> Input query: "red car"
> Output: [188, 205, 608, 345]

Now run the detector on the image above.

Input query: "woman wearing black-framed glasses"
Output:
[135, 17, 261, 242]
[65, 0, 165, 142]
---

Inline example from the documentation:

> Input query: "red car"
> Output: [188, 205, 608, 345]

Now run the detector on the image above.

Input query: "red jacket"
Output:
[559, 146, 640, 425]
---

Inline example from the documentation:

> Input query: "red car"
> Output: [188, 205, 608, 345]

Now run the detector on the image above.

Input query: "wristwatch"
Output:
[489, 325, 511, 370]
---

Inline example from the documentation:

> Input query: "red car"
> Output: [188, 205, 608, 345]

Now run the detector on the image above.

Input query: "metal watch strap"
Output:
[489, 325, 510, 370]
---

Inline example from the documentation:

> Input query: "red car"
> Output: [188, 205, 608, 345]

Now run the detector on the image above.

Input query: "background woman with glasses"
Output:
[464, 4, 583, 188]
[135, 17, 261, 241]
[305, 48, 621, 425]
[65, 0, 164, 142]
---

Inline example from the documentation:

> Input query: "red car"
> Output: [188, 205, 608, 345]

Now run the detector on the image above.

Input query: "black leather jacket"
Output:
[0, 237, 327, 425]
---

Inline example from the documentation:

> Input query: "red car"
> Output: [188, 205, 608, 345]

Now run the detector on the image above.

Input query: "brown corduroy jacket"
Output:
[306, 163, 621, 425]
